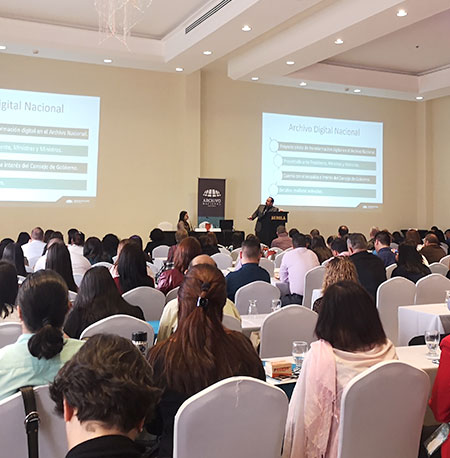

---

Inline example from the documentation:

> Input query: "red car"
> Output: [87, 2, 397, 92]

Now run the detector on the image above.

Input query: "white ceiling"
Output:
[1, 0, 450, 101]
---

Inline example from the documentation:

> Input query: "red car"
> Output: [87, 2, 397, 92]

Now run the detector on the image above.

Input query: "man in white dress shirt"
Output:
[21, 227, 46, 269]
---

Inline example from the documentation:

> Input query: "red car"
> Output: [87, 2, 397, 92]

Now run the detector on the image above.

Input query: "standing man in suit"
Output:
[248, 197, 279, 244]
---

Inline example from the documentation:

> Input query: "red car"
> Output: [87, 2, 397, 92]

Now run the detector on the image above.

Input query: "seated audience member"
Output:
[50, 334, 161, 458]
[326, 236, 335, 250]
[157, 237, 201, 295]
[420, 233, 446, 264]
[115, 241, 155, 294]
[158, 255, 241, 341]
[289, 228, 300, 239]
[46, 242, 79, 292]
[177, 210, 192, 232]
[310, 228, 320, 237]
[405, 228, 423, 249]
[330, 237, 350, 257]
[431, 225, 446, 244]
[279, 233, 319, 305]
[283, 281, 397, 458]
[129, 234, 151, 263]
[83, 236, 107, 265]
[374, 230, 396, 267]
[0, 238, 13, 259]
[311, 235, 332, 264]
[102, 233, 120, 264]
[312, 257, 358, 314]
[144, 228, 166, 258]
[338, 225, 349, 238]
[21, 227, 46, 268]
[392, 230, 404, 245]
[348, 233, 386, 299]
[230, 231, 244, 251]
[167, 229, 188, 263]
[199, 232, 220, 256]
[367, 226, 380, 251]
[2, 242, 28, 277]
[226, 238, 271, 302]
[67, 229, 85, 256]
[44, 229, 54, 243]
[271, 225, 293, 251]
[0, 270, 84, 400]
[148, 264, 265, 457]
[391, 242, 431, 283]
[16, 231, 30, 247]
[64, 266, 144, 339]
[0, 261, 19, 322]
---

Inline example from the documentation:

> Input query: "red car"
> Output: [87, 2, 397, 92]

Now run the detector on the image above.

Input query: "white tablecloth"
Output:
[398, 303, 450, 346]
[241, 314, 269, 337]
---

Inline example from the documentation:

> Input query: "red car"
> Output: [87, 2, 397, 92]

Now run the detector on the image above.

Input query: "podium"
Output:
[257, 211, 289, 246]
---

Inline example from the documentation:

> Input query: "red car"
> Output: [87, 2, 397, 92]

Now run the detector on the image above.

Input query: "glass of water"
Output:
[292, 341, 308, 375]
[425, 330, 439, 358]
[248, 299, 258, 315]
[271, 299, 281, 312]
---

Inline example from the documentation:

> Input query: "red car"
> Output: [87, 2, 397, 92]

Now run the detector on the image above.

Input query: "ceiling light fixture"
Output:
[0, 45, 6, 51]
[251, 77, 259, 81]
[353, 89, 361, 93]
[416, 96, 424, 100]
[103, 58, 113, 63]
[334, 38, 344, 45]
[203, 50, 212, 55]
[299, 82, 307, 87]
[175, 67, 184, 72]
[286, 60, 295, 65]
[242, 25, 252, 32]
[397, 9, 407, 17]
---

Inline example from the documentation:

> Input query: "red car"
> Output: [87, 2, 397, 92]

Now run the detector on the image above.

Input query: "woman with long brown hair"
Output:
[148, 263, 265, 458]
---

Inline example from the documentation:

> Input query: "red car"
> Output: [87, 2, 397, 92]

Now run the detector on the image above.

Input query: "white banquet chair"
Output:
[259, 257, 275, 277]
[0, 385, 67, 458]
[230, 248, 242, 262]
[259, 305, 318, 358]
[73, 273, 84, 287]
[338, 361, 429, 458]
[234, 281, 280, 315]
[440, 254, 450, 268]
[165, 286, 180, 304]
[174, 377, 288, 458]
[152, 245, 170, 259]
[222, 315, 242, 332]
[157, 221, 173, 231]
[122, 286, 165, 321]
[0, 323, 22, 349]
[376, 277, 416, 346]
[211, 252, 233, 270]
[91, 261, 113, 269]
[80, 315, 154, 345]
[303, 265, 325, 309]
[429, 262, 449, 276]
[414, 273, 450, 304]
[385, 263, 397, 279]
[274, 251, 286, 268]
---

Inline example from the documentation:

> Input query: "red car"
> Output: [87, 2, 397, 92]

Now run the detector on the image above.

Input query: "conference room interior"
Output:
[2, 1, 450, 457]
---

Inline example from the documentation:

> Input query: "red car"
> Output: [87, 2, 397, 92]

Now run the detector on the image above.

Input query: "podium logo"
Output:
[202, 189, 222, 208]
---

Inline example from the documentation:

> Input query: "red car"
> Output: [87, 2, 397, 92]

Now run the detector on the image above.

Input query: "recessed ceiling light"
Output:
[175, 67, 184, 72]
[353, 89, 361, 93]
[286, 60, 295, 65]
[397, 9, 407, 17]
[103, 58, 113, 64]
[203, 50, 213, 55]
[334, 38, 344, 45]
[299, 82, 307, 87]
[242, 25, 252, 32]
[416, 96, 424, 100]
[0, 45, 6, 51]
[251, 77, 259, 81]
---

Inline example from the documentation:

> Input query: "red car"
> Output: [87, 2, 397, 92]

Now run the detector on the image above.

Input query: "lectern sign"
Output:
[198, 178, 226, 221]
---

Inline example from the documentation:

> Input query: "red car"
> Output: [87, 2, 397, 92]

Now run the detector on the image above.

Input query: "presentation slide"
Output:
[262, 113, 383, 209]
[0, 88, 100, 205]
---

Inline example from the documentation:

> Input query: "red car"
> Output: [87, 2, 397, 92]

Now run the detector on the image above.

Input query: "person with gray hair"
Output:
[271, 225, 292, 250]
[347, 233, 386, 299]
[420, 233, 446, 264]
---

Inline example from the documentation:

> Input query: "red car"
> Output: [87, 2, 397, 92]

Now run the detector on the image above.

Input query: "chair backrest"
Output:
[0, 323, 22, 349]
[338, 361, 429, 458]
[158, 221, 173, 231]
[68, 290, 77, 302]
[440, 254, 450, 268]
[73, 273, 84, 287]
[174, 377, 288, 458]
[218, 247, 230, 255]
[91, 261, 113, 269]
[414, 273, 450, 304]
[146, 261, 159, 276]
[441, 243, 448, 255]
[274, 251, 286, 268]
[230, 248, 242, 262]
[80, 315, 155, 345]
[152, 245, 170, 259]
[234, 281, 280, 315]
[17, 275, 26, 285]
[222, 315, 242, 332]
[0, 385, 67, 458]
[165, 286, 179, 304]
[376, 277, 416, 346]
[303, 265, 326, 309]
[429, 262, 449, 276]
[259, 305, 318, 358]
[385, 263, 397, 279]
[259, 257, 275, 277]
[211, 252, 233, 270]
[122, 286, 165, 321]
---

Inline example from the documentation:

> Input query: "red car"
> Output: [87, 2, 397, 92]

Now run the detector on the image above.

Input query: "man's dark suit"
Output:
[250, 204, 279, 241]
[350, 250, 387, 299]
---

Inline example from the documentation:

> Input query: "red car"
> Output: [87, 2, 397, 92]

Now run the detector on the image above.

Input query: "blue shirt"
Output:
[226, 263, 271, 302]
[375, 247, 396, 267]
[0, 333, 84, 400]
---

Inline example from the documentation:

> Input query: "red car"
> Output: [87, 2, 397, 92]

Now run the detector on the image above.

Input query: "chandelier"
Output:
[94, 0, 153, 46]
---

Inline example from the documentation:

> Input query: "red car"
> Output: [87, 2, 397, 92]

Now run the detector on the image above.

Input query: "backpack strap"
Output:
[20, 386, 40, 458]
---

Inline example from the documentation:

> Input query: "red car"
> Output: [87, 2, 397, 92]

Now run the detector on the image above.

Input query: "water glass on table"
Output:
[425, 330, 439, 359]
[248, 299, 258, 315]
[271, 299, 281, 312]
[292, 341, 308, 375]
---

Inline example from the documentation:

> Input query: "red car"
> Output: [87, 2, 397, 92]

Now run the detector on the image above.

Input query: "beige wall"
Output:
[0, 54, 439, 242]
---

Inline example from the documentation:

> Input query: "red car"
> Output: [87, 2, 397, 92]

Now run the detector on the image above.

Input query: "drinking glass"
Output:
[445, 290, 450, 309]
[248, 299, 258, 315]
[271, 299, 281, 312]
[292, 341, 308, 375]
[425, 330, 439, 358]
